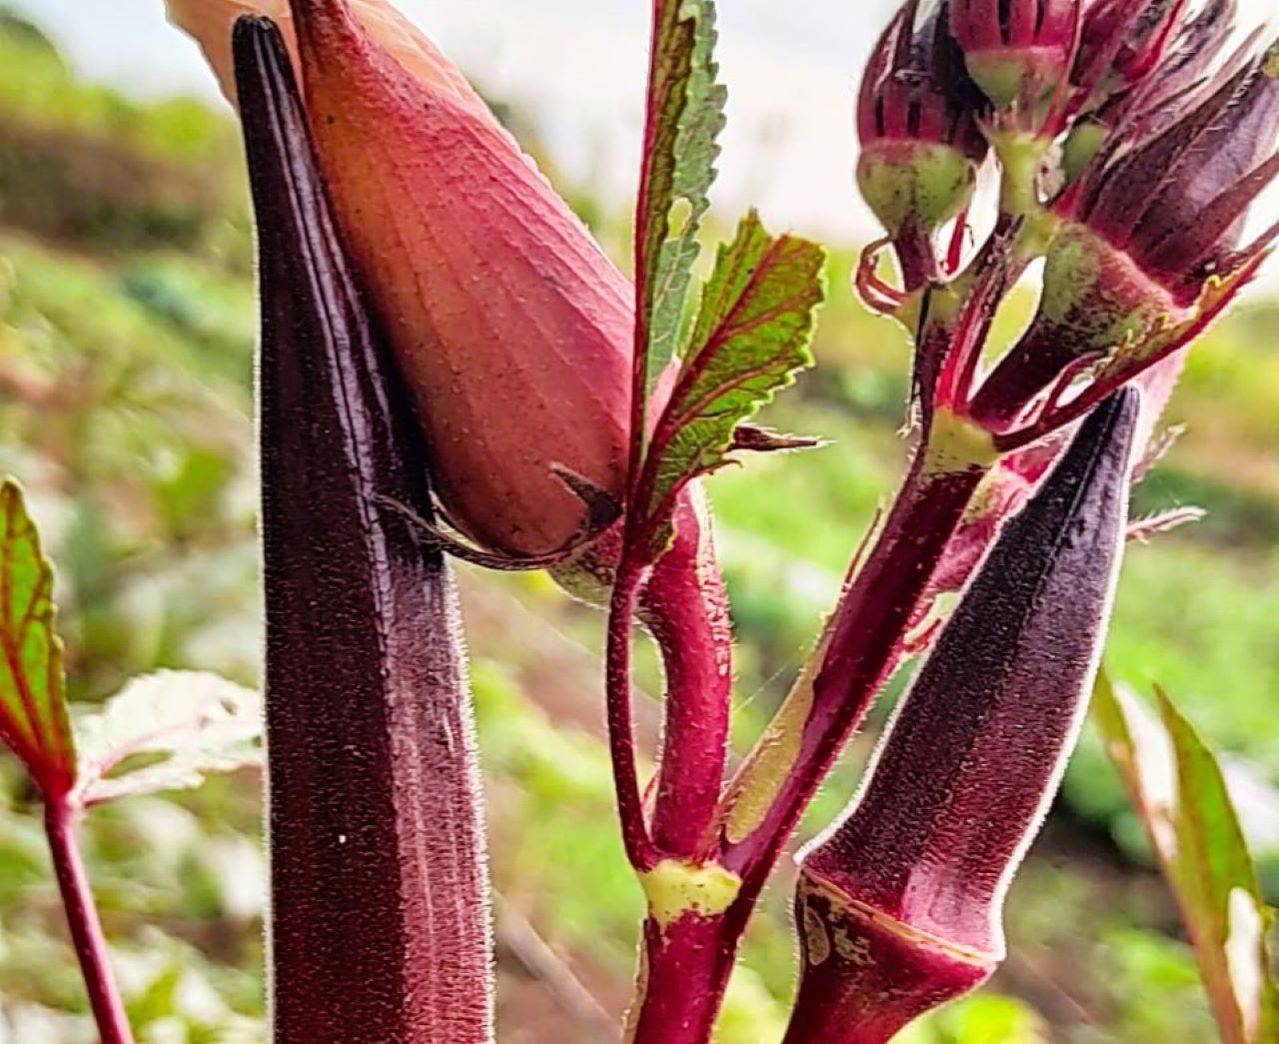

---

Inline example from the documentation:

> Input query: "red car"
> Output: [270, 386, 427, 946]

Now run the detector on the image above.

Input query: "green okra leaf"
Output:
[638, 0, 726, 397]
[0, 479, 76, 798]
[641, 210, 825, 542]
[1095, 676, 1279, 1044]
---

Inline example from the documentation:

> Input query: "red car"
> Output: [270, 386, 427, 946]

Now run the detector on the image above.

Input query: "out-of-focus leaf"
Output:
[1095, 675, 1279, 1044]
[74, 670, 261, 807]
[0, 479, 76, 797]
[642, 211, 825, 539]
[897, 993, 1048, 1043]
[637, 0, 726, 396]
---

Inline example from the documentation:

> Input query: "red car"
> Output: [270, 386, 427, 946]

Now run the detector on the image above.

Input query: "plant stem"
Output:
[992, 131, 1047, 220]
[44, 798, 133, 1044]
[607, 557, 659, 871]
[643, 492, 732, 857]
[725, 454, 989, 883]
[626, 451, 990, 1040]
[625, 908, 745, 1044]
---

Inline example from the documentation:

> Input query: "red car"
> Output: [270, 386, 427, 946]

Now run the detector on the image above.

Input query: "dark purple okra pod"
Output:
[786, 389, 1139, 1044]
[238, 18, 493, 1042]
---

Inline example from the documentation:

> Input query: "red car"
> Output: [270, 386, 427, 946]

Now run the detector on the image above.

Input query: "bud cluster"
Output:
[856, 0, 1279, 443]
[857, 0, 988, 287]
[816, 3, 1279, 1035]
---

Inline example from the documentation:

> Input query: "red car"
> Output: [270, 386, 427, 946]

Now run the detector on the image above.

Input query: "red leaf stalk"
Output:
[721, 454, 990, 885]
[642, 490, 732, 857]
[786, 390, 1138, 1043]
[44, 797, 133, 1044]
[238, 18, 493, 1042]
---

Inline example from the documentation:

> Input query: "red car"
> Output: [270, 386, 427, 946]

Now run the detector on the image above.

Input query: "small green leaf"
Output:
[638, 0, 726, 395]
[75, 670, 262, 806]
[0, 479, 76, 796]
[642, 210, 825, 537]
[1095, 674, 1279, 1044]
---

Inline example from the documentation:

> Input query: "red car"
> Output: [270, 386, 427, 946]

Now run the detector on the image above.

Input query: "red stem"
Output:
[626, 907, 749, 1043]
[642, 493, 732, 857]
[607, 557, 660, 871]
[44, 798, 133, 1044]
[627, 454, 988, 1039]
[894, 218, 940, 292]
[724, 455, 987, 884]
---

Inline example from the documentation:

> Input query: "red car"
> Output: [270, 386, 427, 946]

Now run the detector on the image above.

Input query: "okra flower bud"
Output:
[952, 0, 1080, 122]
[272, 0, 637, 559]
[857, 0, 988, 286]
[1062, 0, 1236, 179]
[1073, 0, 1188, 103]
[785, 389, 1139, 1044]
[972, 37, 1279, 428]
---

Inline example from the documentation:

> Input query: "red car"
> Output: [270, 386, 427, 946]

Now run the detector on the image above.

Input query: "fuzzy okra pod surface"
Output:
[240, 19, 493, 1042]
[787, 389, 1139, 1044]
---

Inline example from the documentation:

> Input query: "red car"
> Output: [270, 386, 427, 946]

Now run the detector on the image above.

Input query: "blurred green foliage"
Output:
[0, 8, 1276, 1041]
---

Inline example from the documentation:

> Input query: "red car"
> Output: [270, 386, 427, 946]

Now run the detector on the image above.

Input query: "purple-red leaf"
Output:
[236, 17, 493, 1042]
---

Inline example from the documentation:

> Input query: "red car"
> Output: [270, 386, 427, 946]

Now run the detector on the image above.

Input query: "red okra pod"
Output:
[787, 388, 1140, 1044]
[239, 18, 493, 1042]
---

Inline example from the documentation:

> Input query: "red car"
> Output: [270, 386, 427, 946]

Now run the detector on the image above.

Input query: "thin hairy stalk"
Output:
[44, 797, 132, 1044]
[606, 557, 659, 872]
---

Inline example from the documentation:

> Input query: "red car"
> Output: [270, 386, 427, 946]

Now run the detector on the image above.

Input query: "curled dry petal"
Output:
[785, 389, 1139, 1044]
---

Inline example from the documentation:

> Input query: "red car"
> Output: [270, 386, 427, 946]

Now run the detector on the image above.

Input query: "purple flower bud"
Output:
[857, 1, 989, 284]
[972, 36, 1279, 428]
[952, 0, 1080, 119]
[1074, 0, 1189, 102]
